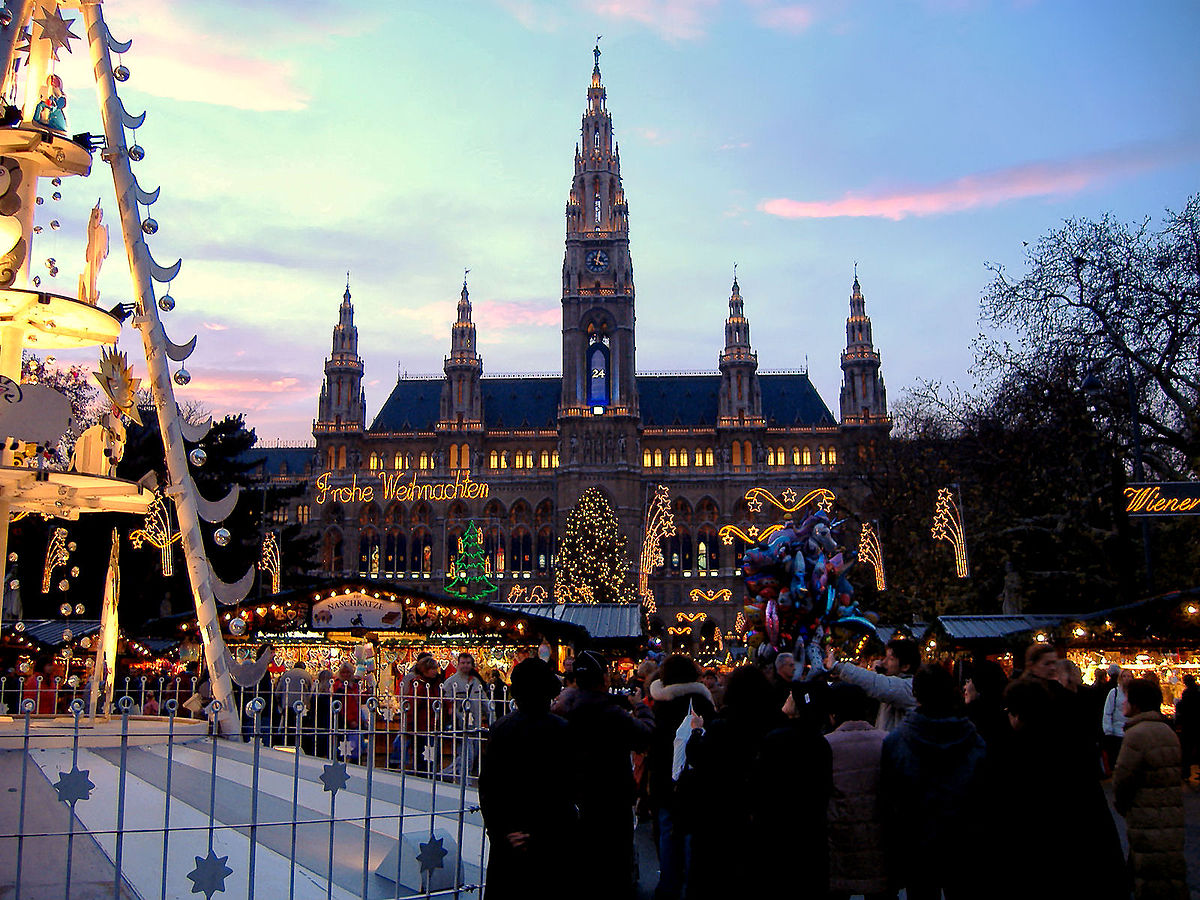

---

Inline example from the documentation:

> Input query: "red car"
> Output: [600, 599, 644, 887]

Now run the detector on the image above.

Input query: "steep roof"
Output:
[243, 446, 318, 479]
[370, 372, 835, 433]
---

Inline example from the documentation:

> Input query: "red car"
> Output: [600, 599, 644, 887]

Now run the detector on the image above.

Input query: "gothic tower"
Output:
[717, 275, 764, 427]
[559, 42, 637, 420]
[439, 276, 483, 430]
[839, 273, 888, 425]
[317, 280, 365, 431]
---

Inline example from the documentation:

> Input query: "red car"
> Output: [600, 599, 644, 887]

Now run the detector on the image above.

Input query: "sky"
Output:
[36, 0, 1200, 443]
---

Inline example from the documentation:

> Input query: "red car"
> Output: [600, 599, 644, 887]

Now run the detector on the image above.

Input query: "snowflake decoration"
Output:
[53, 766, 94, 804]
[781, 487, 797, 505]
[319, 761, 349, 795]
[186, 849, 233, 899]
[417, 836, 448, 875]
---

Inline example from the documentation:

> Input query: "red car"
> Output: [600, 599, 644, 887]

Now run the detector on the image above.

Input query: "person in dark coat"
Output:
[964, 659, 1012, 761]
[683, 665, 786, 900]
[880, 664, 986, 900]
[646, 654, 715, 900]
[478, 658, 576, 899]
[998, 678, 1128, 899]
[560, 649, 654, 900]
[1175, 674, 1200, 783]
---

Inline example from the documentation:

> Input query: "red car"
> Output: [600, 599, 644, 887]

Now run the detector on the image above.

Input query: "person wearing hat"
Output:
[479, 658, 575, 898]
[560, 649, 654, 900]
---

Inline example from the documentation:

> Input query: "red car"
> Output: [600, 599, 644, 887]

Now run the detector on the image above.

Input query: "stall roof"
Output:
[938, 615, 1076, 641]
[494, 603, 643, 641]
[1, 619, 179, 653]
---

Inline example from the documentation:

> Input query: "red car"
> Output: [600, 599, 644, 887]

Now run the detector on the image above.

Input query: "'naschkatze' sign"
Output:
[1124, 483, 1200, 517]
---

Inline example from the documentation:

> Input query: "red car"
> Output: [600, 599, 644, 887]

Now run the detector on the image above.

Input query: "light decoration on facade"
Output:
[676, 612, 707, 623]
[638, 484, 675, 617]
[506, 584, 549, 604]
[932, 486, 970, 578]
[735, 611, 746, 636]
[718, 487, 836, 546]
[129, 494, 181, 576]
[259, 532, 281, 594]
[42, 527, 69, 593]
[666, 626, 691, 636]
[858, 521, 886, 591]
[689, 588, 732, 604]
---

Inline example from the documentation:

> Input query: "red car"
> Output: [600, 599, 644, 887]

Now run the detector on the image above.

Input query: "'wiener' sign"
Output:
[1124, 483, 1200, 517]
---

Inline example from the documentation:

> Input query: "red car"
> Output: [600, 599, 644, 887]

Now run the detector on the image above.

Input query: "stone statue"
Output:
[78, 200, 108, 306]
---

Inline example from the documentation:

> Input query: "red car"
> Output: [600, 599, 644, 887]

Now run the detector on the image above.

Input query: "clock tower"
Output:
[558, 43, 641, 535]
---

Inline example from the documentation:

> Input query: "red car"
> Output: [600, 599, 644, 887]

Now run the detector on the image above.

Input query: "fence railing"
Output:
[0, 677, 510, 899]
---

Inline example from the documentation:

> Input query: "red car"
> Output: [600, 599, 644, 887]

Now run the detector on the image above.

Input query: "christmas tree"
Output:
[555, 488, 632, 604]
[445, 521, 498, 603]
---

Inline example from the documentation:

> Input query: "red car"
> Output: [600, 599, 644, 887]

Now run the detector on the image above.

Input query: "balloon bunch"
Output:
[741, 510, 878, 677]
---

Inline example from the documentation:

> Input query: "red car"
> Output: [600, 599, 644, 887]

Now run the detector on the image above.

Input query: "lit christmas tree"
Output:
[555, 488, 633, 604]
[445, 521, 498, 603]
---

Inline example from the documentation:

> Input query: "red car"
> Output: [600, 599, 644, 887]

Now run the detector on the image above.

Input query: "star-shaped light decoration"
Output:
[319, 761, 349, 795]
[186, 849, 233, 899]
[32, 5, 79, 60]
[746, 496, 763, 514]
[53, 766, 94, 804]
[747, 525, 759, 539]
[416, 836, 448, 876]
[94, 346, 143, 425]
[721, 532, 733, 546]
[781, 487, 798, 505]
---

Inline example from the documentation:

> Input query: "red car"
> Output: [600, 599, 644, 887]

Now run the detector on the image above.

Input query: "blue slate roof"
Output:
[370, 372, 835, 432]
[494, 602, 643, 641]
[245, 447, 318, 479]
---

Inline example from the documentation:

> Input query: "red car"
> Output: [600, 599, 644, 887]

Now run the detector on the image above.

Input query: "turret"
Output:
[440, 276, 484, 429]
[839, 272, 888, 425]
[717, 274, 763, 427]
[317, 278, 365, 430]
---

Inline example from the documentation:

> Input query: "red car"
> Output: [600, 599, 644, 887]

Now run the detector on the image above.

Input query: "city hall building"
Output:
[260, 49, 890, 651]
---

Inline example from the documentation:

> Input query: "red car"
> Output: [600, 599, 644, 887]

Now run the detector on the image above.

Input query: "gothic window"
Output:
[336, 446, 347, 470]
[489, 450, 499, 470]
[540, 450, 551, 468]
[510, 529, 533, 574]
[359, 528, 381, 576]
[828, 446, 838, 465]
[322, 528, 343, 573]
[393, 452, 404, 469]
[644, 448, 652, 468]
[419, 452, 430, 470]
[514, 452, 524, 470]
[653, 449, 663, 467]
[767, 448, 776, 466]
[593, 191, 601, 230]
[678, 449, 688, 468]
[297, 504, 310, 525]
[552, 451, 560, 467]
[705, 448, 714, 467]
[792, 447, 801, 466]
[526, 451, 534, 468]
[669, 449, 678, 467]
[587, 340, 610, 408]
[697, 540, 708, 572]
[462, 444, 471, 469]
[732, 442, 742, 468]
[819, 446, 827, 466]
[501, 451, 509, 469]
[536, 528, 554, 575]
[594, 126, 600, 150]
[743, 441, 753, 468]
[451, 445, 461, 469]
[777, 447, 786, 466]
[327, 447, 336, 469]
[736, 372, 743, 402]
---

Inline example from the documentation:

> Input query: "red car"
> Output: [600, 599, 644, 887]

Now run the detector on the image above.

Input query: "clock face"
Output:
[585, 249, 610, 273]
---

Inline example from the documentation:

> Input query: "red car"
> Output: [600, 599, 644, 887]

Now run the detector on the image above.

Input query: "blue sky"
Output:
[40, 0, 1200, 441]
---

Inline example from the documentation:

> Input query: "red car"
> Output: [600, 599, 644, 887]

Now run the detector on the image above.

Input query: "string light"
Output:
[689, 588, 732, 603]
[858, 522, 886, 590]
[258, 532, 281, 593]
[932, 486, 970, 578]
[639, 484, 675, 616]
[129, 494, 180, 576]
[555, 487, 631, 604]
[42, 527, 69, 593]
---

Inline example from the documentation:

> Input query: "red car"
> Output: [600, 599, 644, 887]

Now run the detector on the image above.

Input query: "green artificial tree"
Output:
[555, 487, 632, 604]
[446, 521, 498, 603]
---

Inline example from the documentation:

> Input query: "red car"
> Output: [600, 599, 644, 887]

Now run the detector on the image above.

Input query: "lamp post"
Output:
[1081, 363, 1153, 593]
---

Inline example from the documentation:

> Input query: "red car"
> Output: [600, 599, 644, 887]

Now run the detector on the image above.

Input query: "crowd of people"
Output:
[478, 641, 1194, 900]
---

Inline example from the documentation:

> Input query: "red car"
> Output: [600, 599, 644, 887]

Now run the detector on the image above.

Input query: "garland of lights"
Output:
[506, 584, 548, 604]
[932, 486, 970, 578]
[129, 494, 181, 576]
[445, 522, 498, 603]
[858, 522, 886, 590]
[677, 611, 707, 623]
[638, 484, 675, 617]
[555, 487, 632, 605]
[690, 588, 732, 603]
[719, 487, 837, 545]
[259, 532, 281, 594]
[42, 527, 69, 593]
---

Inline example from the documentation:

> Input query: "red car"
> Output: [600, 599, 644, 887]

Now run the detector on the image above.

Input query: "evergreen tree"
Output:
[555, 488, 632, 604]
[445, 521, 497, 603]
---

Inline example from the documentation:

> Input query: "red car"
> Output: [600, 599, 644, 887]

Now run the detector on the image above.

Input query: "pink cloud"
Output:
[591, 0, 721, 40]
[635, 126, 670, 145]
[475, 299, 559, 328]
[759, 142, 1200, 220]
[752, 4, 816, 32]
[202, 322, 228, 331]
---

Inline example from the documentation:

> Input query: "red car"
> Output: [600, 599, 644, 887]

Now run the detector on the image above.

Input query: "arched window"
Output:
[678, 449, 688, 468]
[767, 448, 776, 466]
[326, 447, 336, 469]
[510, 529, 533, 574]
[489, 450, 499, 470]
[336, 445, 346, 470]
[587, 339, 610, 408]
[419, 452, 430, 470]
[359, 528, 381, 575]
[819, 446, 827, 466]
[393, 451, 404, 469]
[536, 527, 554, 575]
[705, 448, 714, 467]
[653, 449, 663, 467]
[828, 446, 838, 465]
[643, 448, 652, 468]
[732, 442, 742, 467]
[669, 448, 678, 467]
[514, 452, 524, 469]
[449, 445, 459, 469]
[501, 451, 509, 469]
[802, 446, 812, 466]
[540, 450, 550, 468]
[792, 447, 801, 466]
[297, 504, 310, 525]
[525, 451, 534, 468]
[743, 441, 753, 468]
[552, 451, 560, 467]
[460, 443, 471, 469]
[594, 126, 600, 150]
[322, 529, 343, 573]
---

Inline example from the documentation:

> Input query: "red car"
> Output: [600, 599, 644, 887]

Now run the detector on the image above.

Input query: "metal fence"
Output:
[0, 677, 514, 899]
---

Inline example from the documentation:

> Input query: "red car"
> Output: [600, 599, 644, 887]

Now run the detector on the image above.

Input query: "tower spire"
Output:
[318, 279, 365, 431]
[839, 270, 888, 426]
[718, 274, 762, 428]
[441, 275, 483, 429]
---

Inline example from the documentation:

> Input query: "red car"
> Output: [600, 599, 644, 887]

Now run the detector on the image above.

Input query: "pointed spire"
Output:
[342, 270, 352, 305]
[458, 268, 472, 324]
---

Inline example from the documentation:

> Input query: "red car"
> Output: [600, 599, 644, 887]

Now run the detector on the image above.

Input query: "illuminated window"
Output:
[297, 504, 310, 525]
[501, 451, 509, 469]
[327, 447, 336, 469]
[678, 449, 689, 468]
[669, 449, 678, 467]
[552, 451, 559, 467]
[732, 442, 742, 467]
[540, 450, 550, 468]
[653, 449, 663, 467]
[802, 446, 812, 466]
[514, 452, 524, 470]
[705, 448, 714, 467]
[819, 446, 827, 466]
[449, 445, 459, 469]
[792, 447, 801, 466]
[828, 446, 837, 465]
[460, 443, 470, 469]
[743, 441, 752, 467]
[697, 540, 708, 571]
[392, 452, 402, 469]
[525, 451, 534, 468]
[594, 126, 600, 150]
[419, 452, 430, 470]
[777, 447, 786, 466]
[644, 448, 652, 468]
[766, 448, 775, 466]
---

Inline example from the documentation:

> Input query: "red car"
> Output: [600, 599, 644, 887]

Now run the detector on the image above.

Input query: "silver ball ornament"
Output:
[113, 64, 130, 82]
[213, 527, 231, 547]
[158, 294, 175, 312]
[173, 368, 191, 386]
[49, 266, 58, 278]
[67, 675, 79, 689]
[70, 567, 80, 578]
[31, 276, 40, 287]
[61, 628, 72, 641]
[0, 9, 13, 27]
[49, 220, 60, 230]
[60, 602, 72, 616]
[228, 617, 246, 636]
[58, 578, 69, 591]
[74, 602, 84, 614]
[67, 542, 76, 552]
[51, 191, 61, 201]
[127, 144, 145, 161]
[141, 218, 158, 235]
[14, 620, 24, 632]
[189, 447, 207, 467]
[51, 177, 61, 186]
